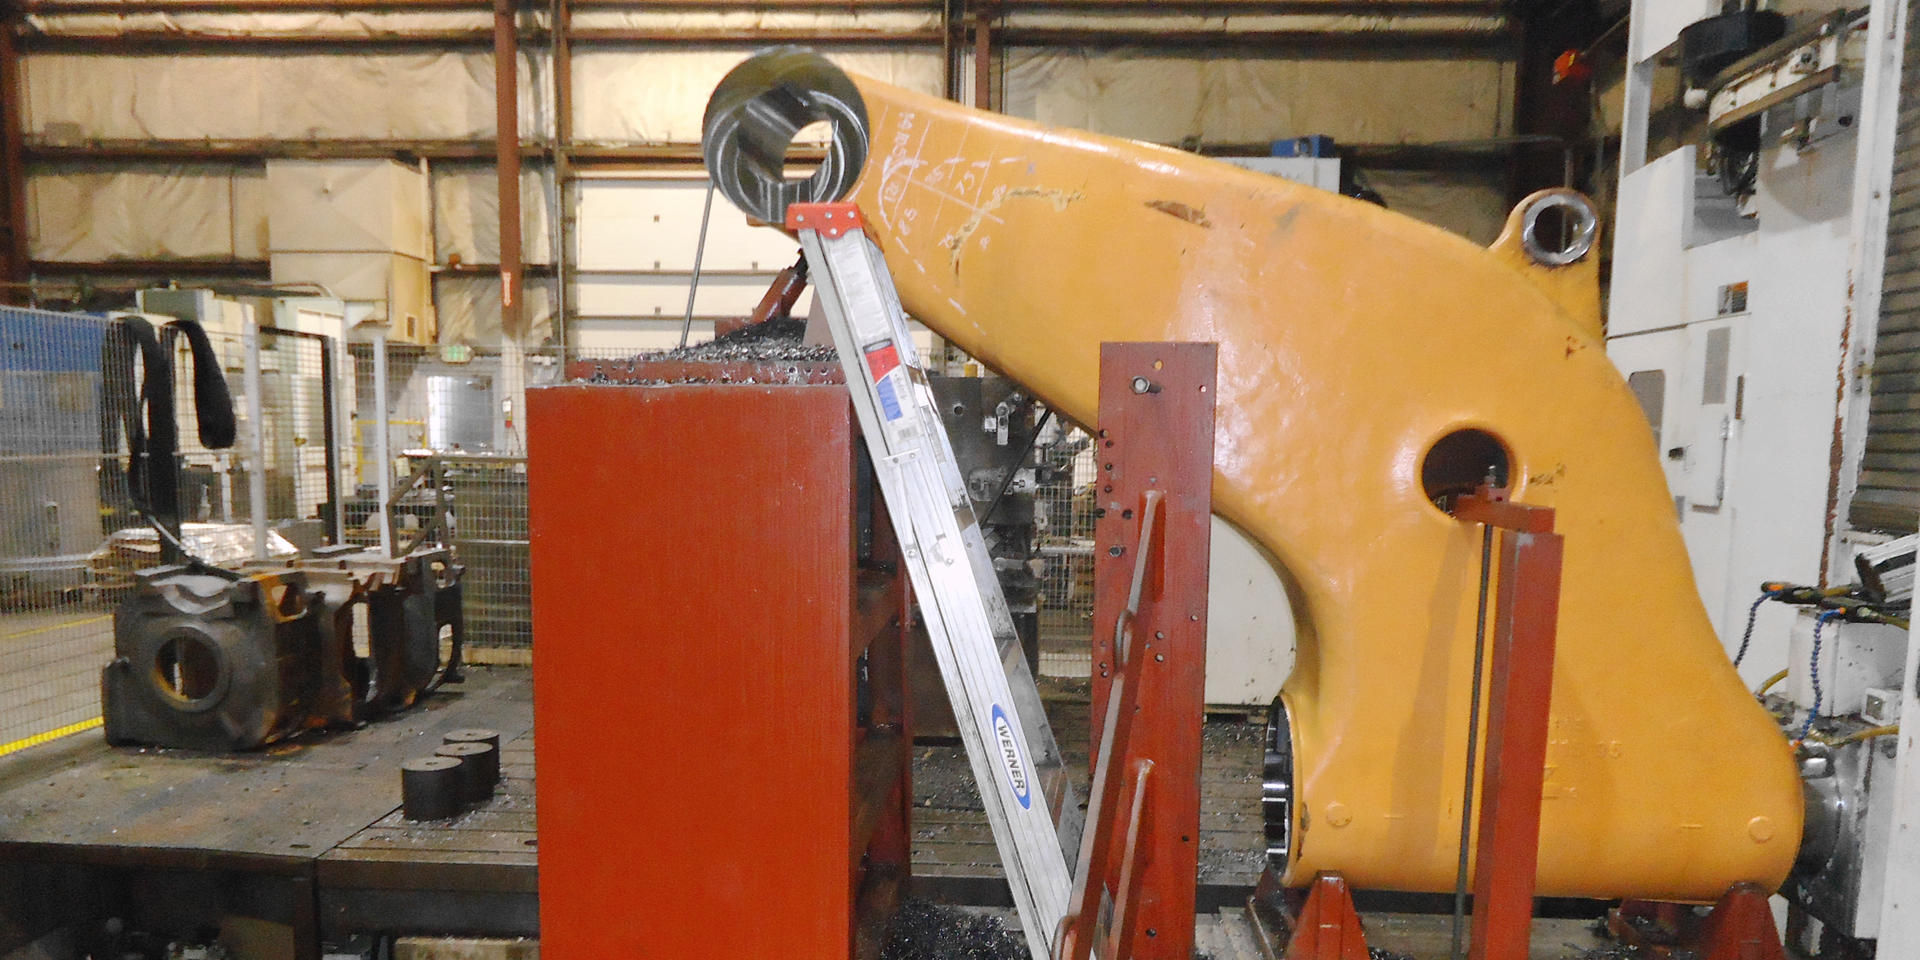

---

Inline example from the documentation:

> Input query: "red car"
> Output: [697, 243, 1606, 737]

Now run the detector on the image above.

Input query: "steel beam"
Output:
[971, 11, 990, 110]
[550, 0, 572, 347]
[0, 2, 26, 300]
[494, 0, 524, 341]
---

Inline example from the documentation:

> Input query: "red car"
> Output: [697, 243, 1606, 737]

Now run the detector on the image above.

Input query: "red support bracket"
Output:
[1285, 874, 1371, 960]
[1701, 884, 1788, 960]
[1456, 485, 1564, 960]
[785, 202, 865, 237]
[1607, 883, 1786, 960]
[1061, 343, 1215, 960]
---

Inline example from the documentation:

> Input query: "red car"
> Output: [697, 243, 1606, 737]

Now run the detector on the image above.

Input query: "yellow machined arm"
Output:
[704, 49, 1802, 900]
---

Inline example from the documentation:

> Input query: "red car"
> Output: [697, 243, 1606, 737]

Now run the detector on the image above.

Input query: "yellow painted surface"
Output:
[834, 74, 1801, 899]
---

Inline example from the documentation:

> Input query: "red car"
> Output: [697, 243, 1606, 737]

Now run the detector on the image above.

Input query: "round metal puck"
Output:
[401, 756, 464, 821]
[435, 741, 499, 803]
[443, 728, 501, 751]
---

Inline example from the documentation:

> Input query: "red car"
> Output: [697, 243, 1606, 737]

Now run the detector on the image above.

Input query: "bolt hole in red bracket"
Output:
[1057, 343, 1215, 960]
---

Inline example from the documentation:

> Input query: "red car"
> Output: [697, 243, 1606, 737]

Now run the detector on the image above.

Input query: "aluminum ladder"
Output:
[792, 202, 1082, 959]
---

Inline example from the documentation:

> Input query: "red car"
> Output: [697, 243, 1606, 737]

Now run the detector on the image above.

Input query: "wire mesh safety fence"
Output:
[1034, 425, 1099, 678]
[0, 308, 118, 753]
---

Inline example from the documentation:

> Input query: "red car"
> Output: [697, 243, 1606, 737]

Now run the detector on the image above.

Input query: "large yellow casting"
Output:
[713, 54, 1804, 900]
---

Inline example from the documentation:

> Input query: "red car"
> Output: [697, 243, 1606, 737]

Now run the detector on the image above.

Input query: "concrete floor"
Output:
[0, 604, 115, 749]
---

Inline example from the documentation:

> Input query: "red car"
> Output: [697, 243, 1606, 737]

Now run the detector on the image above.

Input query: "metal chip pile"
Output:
[660, 315, 835, 363]
[879, 900, 1027, 960]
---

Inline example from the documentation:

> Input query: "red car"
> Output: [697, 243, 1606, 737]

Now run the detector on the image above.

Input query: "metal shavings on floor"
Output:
[879, 900, 1026, 960]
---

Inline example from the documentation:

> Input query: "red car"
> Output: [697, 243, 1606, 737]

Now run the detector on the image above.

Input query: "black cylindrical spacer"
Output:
[443, 728, 501, 751]
[401, 756, 464, 821]
[436, 741, 498, 803]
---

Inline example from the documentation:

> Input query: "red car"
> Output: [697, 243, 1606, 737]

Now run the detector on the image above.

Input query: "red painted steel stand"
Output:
[1060, 343, 1215, 960]
[1285, 874, 1371, 960]
[1607, 884, 1788, 960]
[1451, 486, 1564, 960]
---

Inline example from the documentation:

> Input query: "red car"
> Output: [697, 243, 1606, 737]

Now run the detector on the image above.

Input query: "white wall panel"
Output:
[575, 177, 800, 273]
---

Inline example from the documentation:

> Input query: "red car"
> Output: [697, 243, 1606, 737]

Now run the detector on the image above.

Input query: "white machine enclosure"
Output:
[1787, 610, 1908, 718]
[1612, 0, 1920, 952]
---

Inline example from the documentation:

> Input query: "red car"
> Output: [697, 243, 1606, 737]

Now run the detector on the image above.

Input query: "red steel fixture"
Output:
[1061, 342, 1215, 960]
[528, 383, 911, 959]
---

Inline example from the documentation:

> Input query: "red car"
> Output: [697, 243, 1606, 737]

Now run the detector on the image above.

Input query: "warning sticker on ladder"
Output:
[865, 339, 906, 421]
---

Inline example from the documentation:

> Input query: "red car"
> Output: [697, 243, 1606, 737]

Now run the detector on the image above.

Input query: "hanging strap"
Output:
[100, 314, 239, 570]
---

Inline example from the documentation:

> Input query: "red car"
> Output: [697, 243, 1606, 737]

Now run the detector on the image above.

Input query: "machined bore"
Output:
[703, 47, 870, 225]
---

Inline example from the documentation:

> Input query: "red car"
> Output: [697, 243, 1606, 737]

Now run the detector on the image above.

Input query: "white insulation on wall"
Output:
[24, 52, 552, 142]
[573, 49, 945, 143]
[1003, 50, 1512, 146]
[29, 165, 265, 261]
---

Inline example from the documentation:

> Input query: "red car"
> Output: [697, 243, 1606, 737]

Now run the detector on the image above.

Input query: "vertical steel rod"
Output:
[679, 181, 716, 349]
[319, 336, 341, 545]
[1452, 521, 1495, 960]
[371, 330, 394, 556]
[242, 316, 268, 561]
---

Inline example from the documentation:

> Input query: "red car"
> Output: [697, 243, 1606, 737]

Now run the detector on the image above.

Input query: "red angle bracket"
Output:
[1060, 342, 1215, 960]
[785, 202, 865, 237]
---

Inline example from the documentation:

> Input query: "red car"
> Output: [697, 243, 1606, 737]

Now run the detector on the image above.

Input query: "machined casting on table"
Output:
[702, 48, 1802, 900]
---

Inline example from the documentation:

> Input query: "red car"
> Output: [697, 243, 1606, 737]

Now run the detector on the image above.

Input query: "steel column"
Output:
[370, 331, 394, 556]
[0, 2, 27, 300]
[242, 317, 269, 561]
[971, 11, 992, 110]
[1071, 342, 1214, 960]
[550, 0, 573, 348]
[493, 0, 525, 340]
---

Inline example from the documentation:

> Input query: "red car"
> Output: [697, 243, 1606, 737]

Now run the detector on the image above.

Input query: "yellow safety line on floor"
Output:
[0, 613, 112, 643]
[0, 715, 103, 758]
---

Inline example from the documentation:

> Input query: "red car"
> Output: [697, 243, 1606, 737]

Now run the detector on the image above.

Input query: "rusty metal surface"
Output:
[528, 383, 904, 960]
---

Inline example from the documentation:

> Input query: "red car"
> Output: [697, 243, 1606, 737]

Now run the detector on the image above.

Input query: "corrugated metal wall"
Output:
[1855, 0, 1920, 532]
